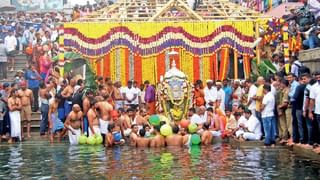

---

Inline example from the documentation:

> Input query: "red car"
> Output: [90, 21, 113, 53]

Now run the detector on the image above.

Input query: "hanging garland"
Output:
[64, 21, 255, 58]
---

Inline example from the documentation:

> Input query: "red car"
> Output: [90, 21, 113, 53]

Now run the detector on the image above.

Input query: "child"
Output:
[106, 123, 125, 147]
[143, 124, 151, 138]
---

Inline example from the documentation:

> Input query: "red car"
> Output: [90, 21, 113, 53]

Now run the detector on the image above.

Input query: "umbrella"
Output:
[265, 2, 303, 18]
[0, 5, 16, 12]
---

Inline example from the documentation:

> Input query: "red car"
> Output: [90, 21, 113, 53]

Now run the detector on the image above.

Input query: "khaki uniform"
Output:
[278, 88, 292, 139]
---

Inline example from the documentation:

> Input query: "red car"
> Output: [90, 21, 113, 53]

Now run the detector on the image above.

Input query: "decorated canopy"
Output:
[63, 0, 266, 84]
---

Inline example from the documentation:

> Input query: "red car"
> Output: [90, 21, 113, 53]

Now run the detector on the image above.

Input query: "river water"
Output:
[0, 143, 319, 179]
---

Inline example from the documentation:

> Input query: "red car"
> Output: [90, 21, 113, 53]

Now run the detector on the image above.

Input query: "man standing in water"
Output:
[8, 89, 22, 143]
[96, 95, 113, 144]
[82, 90, 94, 135]
[201, 122, 213, 145]
[64, 104, 83, 145]
[165, 125, 183, 146]
[150, 125, 165, 147]
[129, 124, 139, 146]
[61, 79, 76, 118]
[136, 128, 150, 147]
[18, 81, 33, 139]
[87, 99, 100, 137]
[48, 95, 64, 143]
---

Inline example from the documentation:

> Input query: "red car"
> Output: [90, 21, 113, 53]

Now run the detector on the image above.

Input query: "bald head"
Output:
[70, 79, 76, 87]
[197, 106, 206, 115]
[72, 104, 81, 112]
[257, 76, 264, 85]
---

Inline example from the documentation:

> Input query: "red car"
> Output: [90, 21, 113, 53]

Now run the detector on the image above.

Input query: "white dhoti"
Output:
[235, 130, 245, 138]
[99, 119, 109, 134]
[211, 130, 221, 137]
[114, 100, 123, 110]
[124, 128, 132, 137]
[243, 132, 261, 141]
[68, 126, 81, 145]
[89, 126, 101, 137]
[9, 111, 21, 140]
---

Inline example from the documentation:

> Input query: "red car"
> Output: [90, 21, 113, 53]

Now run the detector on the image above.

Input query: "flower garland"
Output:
[282, 23, 290, 74]
[64, 21, 255, 58]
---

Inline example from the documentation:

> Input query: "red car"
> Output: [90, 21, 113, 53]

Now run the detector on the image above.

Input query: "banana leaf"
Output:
[51, 52, 83, 62]
[261, 60, 277, 74]
[52, 52, 97, 90]
[250, 58, 277, 81]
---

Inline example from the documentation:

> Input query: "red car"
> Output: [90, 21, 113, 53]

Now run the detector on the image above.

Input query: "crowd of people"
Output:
[0, 1, 111, 81]
[283, 1, 320, 50]
[0, 2, 320, 152]
[0, 59, 320, 152]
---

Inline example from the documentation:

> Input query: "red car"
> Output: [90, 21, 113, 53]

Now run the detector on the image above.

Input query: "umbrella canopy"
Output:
[265, 2, 303, 18]
[0, 5, 16, 12]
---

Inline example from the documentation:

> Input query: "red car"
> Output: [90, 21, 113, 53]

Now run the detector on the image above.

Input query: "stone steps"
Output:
[30, 112, 41, 132]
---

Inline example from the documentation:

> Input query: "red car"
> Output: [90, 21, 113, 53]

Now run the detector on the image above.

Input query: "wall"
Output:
[299, 48, 320, 73]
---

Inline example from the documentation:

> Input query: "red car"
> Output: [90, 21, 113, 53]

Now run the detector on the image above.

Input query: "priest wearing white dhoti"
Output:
[8, 89, 22, 143]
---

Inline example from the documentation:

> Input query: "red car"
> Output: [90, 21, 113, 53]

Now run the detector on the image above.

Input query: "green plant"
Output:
[250, 58, 277, 81]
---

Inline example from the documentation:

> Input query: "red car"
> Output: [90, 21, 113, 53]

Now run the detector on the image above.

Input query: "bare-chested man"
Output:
[48, 95, 64, 143]
[8, 89, 22, 143]
[64, 104, 83, 145]
[96, 95, 113, 144]
[105, 78, 115, 107]
[39, 82, 51, 136]
[133, 108, 149, 130]
[61, 79, 76, 118]
[87, 99, 100, 137]
[113, 81, 124, 109]
[82, 90, 94, 135]
[18, 81, 33, 138]
[150, 125, 165, 147]
[118, 108, 131, 136]
[201, 122, 213, 145]
[165, 125, 183, 146]
[129, 124, 139, 146]
[136, 129, 150, 147]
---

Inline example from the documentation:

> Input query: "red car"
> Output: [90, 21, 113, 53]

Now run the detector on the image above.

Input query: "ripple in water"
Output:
[0, 143, 319, 179]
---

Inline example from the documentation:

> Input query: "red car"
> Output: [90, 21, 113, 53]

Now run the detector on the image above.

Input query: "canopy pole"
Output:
[255, 21, 261, 64]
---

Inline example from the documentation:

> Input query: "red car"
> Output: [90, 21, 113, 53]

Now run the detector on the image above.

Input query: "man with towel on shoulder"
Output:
[204, 79, 217, 109]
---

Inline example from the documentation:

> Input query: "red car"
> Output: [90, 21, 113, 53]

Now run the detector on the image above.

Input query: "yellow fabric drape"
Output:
[110, 49, 116, 81]
[142, 56, 156, 85]
[180, 50, 194, 82]
[202, 56, 211, 82]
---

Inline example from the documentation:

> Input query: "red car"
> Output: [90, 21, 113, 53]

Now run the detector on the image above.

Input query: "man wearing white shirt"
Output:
[261, 84, 276, 146]
[234, 112, 247, 137]
[241, 109, 262, 141]
[4, 30, 17, 71]
[133, 81, 141, 108]
[188, 107, 205, 125]
[309, 72, 320, 150]
[246, 79, 257, 116]
[204, 80, 217, 108]
[216, 81, 225, 112]
[122, 80, 138, 110]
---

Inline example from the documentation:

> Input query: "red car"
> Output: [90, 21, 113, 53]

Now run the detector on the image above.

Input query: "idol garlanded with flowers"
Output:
[157, 60, 191, 122]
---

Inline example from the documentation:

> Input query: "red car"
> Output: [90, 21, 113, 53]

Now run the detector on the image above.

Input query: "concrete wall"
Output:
[299, 48, 320, 73]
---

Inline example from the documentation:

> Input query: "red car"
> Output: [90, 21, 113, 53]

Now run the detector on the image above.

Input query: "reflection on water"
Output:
[0, 143, 320, 179]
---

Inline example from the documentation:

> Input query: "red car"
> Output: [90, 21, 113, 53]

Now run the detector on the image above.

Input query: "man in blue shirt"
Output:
[223, 79, 233, 111]
[287, 73, 299, 143]
[25, 64, 41, 112]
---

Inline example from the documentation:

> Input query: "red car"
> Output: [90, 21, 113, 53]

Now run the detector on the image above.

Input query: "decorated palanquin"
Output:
[157, 61, 191, 122]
